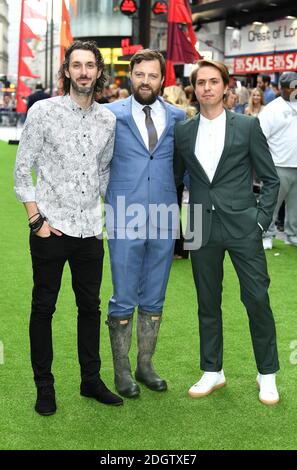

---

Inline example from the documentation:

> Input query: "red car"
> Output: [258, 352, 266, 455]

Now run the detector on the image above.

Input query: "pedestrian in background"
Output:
[259, 71, 297, 250]
[257, 74, 276, 104]
[223, 88, 237, 112]
[245, 87, 265, 117]
[26, 82, 50, 113]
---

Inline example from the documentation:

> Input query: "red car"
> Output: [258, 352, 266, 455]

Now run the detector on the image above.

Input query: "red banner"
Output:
[60, 0, 74, 63]
[24, 3, 46, 20]
[234, 52, 297, 74]
[22, 22, 41, 41]
[165, 0, 200, 86]
[16, 1, 43, 112]
[18, 79, 32, 97]
[22, 40, 34, 58]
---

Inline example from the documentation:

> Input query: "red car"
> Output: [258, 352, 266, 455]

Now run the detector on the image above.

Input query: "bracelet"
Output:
[29, 215, 46, 233]
[28, 212, 40, 221]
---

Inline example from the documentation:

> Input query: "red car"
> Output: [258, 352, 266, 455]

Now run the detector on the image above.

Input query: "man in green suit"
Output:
[174, 59, 280, 405]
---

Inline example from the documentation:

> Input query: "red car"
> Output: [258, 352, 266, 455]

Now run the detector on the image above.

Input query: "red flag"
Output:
[61, 0, 71, 25]
[24, 3, 46, 20]
[18, 79, 32, 97]
[165, 60, 176, 88]
[165, 0, 201, 86]
[19, 58, 40, 78]
[17, 97, 27, 113]
[22, 22, 41, 41]
[22, 40, 34, 58]
[60, 0, 74, 63]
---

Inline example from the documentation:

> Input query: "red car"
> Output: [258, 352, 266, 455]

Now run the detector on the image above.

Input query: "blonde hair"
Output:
[163, 85, 188, 107]
[119, 88, 129, 99]
[163, 85, 197, 118]
[247, 87, 265, 114]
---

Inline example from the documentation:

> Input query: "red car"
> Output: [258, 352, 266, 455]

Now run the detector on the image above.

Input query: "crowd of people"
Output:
[0, 93, 16, 125]
[12, 39, 297, 416]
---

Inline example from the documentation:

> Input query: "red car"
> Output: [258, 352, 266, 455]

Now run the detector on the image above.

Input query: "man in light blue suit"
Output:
[105, 49, 185, 398]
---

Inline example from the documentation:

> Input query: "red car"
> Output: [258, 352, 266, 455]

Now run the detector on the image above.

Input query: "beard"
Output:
[132, 83, 161, 105]
[70, 77, 96, 96]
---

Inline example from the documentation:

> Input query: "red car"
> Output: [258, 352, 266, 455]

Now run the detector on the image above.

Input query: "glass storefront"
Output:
[70, 0, 132, 38]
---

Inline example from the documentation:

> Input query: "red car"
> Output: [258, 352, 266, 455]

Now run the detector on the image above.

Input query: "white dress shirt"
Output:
[131, 96, 166, 150]
[195, 110, 226, 182]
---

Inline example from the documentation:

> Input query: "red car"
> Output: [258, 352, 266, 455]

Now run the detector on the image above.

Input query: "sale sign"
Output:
[234, 52, 297, 74]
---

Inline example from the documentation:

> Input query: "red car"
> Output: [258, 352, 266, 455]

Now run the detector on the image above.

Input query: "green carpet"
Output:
[0, 140, 296, 450]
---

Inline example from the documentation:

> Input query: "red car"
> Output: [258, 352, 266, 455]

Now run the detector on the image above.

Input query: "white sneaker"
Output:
[257, 373, 279, 405]
[188, 370, 226, 398]
[263, 238, 273, 250]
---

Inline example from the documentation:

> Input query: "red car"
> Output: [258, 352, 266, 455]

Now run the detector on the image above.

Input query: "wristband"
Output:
[29, 215, 46, 233]
[28, 212, 40, 221]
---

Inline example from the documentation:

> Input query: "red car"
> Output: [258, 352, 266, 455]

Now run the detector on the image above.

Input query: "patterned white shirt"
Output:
[14, 94, 116, 238]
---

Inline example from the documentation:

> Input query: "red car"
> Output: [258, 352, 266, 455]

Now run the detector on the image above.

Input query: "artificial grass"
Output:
[0, 139, 297, 450]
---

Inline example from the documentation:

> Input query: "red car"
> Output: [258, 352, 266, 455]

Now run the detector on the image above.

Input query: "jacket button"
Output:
[150, 156, 153, 160]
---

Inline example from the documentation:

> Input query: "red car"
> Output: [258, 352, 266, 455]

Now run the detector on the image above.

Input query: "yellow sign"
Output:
[100, 48, 130, 65]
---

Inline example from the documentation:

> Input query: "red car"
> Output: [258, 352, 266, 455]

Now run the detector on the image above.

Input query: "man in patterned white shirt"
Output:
[14, 40, 123, 415]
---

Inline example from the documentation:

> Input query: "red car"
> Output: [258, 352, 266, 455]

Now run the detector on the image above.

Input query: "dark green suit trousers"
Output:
[190, 211, 279, 374]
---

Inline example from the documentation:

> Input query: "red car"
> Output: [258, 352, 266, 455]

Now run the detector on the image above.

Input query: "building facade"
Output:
[71, 0, 132, 47]
[191, 0, 297, 86]
[0, 0, 9, 75]
[225, 18, 297, 81]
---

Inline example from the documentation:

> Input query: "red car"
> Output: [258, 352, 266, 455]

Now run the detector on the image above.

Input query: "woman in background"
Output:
[163, 85, 197, 118]
[245, 87, 265, 117]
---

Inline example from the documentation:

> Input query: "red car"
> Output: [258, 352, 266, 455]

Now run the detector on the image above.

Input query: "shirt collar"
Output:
[132, 95, 161, 115]
[200, 109, 226, 125]
[64, 94, 96, 113]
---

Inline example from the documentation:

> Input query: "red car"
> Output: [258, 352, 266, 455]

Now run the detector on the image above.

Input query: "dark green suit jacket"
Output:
[174, 110, 280, 247]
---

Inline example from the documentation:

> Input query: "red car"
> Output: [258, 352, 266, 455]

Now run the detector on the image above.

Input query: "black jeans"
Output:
[29, 232, 104, 387]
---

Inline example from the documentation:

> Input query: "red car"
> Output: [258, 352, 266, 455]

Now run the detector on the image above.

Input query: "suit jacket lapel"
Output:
[212, 110, 235, 183]
[189, 114, 211, 185]
[153, 98, 171, 152]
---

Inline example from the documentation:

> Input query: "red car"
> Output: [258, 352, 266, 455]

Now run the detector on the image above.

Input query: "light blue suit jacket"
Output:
[105, 96, 186, 229]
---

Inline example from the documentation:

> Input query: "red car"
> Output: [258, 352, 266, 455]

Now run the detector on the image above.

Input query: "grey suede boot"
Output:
[106, 317, 140, 398]
[135, 311, 167, 391]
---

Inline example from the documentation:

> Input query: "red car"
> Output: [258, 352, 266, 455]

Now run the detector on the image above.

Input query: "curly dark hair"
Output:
[58, 40, 107, 95]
